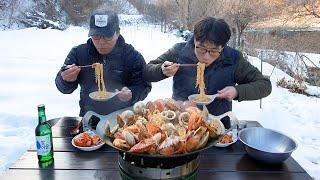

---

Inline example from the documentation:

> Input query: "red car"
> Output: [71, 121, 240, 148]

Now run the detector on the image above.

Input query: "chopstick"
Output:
[61, 64, 93, 71]
[178, 64, 197, 67]
[77, 65, 93, 68]
[163, 63, 198, 68]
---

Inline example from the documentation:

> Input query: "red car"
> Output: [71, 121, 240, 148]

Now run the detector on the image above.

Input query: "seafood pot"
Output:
[82, 105, 236, 179]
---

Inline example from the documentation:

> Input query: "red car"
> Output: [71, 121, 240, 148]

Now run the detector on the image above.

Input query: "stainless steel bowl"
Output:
[239, 127, 297, 164]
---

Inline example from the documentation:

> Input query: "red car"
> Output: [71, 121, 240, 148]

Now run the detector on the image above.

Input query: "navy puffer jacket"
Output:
[55, 35, 151, 116]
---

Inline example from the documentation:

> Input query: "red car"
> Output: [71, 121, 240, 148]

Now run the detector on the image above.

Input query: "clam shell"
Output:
[117, 115, 125, 128]
[110, 124, 119, 136]
[158, 135, 180, 150]
[121, 110, 134, 117]
[133, 101, 146, 114]
[207, 119, 225, 138]
[152, 132, 162, 145]
[104, 121, 110, 137]
[122, 130, 136, 147]
[197, 131, 209, 149]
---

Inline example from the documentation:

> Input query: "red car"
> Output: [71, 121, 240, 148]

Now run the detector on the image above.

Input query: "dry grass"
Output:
[249, 13, 320, 30]
[277, 77, 308, 95]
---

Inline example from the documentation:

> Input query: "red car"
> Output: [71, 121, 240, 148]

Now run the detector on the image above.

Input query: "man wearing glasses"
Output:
[55, 11, 151, 117]
[144, 17, 271, 128]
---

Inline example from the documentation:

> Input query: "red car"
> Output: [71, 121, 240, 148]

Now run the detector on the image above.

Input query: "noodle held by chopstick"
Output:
[92, 63, 110, 99]
[195, 62, 209, 102]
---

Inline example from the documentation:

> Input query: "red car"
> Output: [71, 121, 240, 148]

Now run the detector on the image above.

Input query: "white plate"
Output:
[89, 91, 119, 101]
[188, 94, 217, 105]
[214, 131, 238, 147]
[71, 131, 105, 151]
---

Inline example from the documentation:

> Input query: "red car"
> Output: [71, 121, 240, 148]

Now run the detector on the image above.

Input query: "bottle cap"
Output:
[37, 104, 45, 110]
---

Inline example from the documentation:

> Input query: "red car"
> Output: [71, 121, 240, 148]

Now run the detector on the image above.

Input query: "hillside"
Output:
[249, 13, 320, 31]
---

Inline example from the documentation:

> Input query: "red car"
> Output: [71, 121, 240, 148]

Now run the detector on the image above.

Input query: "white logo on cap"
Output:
[95, 15, 108, 27]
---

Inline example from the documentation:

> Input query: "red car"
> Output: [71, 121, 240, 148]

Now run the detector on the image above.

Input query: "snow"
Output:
[0, 0, 35, 30]
[0, 23, 319, 179]
[257, 49, 320, 68]
[119, 14, 146, 25]
[105, 0, 139, 15]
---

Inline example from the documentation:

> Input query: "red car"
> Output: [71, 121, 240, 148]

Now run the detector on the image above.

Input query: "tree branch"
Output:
[303, 3, 320, 18]
[175, 0, 179, 7]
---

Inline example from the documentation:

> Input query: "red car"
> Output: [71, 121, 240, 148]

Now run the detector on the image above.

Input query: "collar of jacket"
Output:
[182, 35, 236, 67]
[87, 35, 126, 60]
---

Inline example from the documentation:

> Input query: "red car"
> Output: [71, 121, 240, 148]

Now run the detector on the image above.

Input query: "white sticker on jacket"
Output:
[95, 15, 108, 27]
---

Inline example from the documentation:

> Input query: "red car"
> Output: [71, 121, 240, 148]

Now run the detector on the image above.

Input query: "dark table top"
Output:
[1, 117, 312, 180]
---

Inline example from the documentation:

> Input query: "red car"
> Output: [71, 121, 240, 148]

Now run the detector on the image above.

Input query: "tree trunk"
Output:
[229, 27, 236, 48]
[236, 24, 241, 47]
[8, 0, 18, 28]
[164, 17, 167, 33]
[186, 0, 192, 29]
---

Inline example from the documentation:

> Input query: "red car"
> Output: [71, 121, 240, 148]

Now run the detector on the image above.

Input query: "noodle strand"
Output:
[92, 63, 110, 99]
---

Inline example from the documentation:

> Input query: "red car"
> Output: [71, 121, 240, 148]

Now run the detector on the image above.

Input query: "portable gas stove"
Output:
[118, 152, 199, 180]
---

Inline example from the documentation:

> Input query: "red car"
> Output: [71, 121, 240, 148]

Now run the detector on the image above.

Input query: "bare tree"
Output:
[129, 0, 224, 31]
[218, 0, 273, 48]
[61, 0, 103, 25]
[128, 0, 151, 14]
[274, 0, 319, 24]
[302, 0, 320, 18]
[174, 0, 220, 30]
[0, 0, 5, 10]
[7, 0, 18, 28]
[185, 0, 193, 29]
[154, 0, 173, 32]
[31, 0, 62, 21]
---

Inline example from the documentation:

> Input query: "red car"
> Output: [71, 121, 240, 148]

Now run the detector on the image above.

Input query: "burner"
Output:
[118, 152, 199, 179]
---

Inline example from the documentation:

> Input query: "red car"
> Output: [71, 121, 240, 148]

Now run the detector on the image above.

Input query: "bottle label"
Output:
[36, 135, 52, 156]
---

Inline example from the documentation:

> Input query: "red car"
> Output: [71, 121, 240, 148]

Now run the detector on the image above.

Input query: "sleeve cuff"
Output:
[56, 73, 78, 94]
[234, 85, 244, 102]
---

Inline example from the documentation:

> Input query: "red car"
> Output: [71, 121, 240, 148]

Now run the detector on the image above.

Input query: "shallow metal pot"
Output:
[239, 127, 297, 164]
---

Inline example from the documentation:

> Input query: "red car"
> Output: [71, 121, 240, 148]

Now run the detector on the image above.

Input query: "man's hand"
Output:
[117, 87, 132, 102]
[161, 61, 180, 77]
[61, 64, 81, 82]
[217, 86, 238, 101]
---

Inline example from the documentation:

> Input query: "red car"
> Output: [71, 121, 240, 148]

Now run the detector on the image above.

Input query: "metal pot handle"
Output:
[217, 111, 238, 122]
[82, 107, 134, 138]
[82, 111, 104, 131]
[208, 111, 239, 127]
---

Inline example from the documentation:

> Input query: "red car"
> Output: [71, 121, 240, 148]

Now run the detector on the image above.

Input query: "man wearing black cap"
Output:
[144, 17, 271, 129]
[55, 11, 151, 117]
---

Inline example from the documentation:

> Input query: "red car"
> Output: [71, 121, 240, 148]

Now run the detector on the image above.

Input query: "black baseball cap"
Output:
[88, 11, 120, 37]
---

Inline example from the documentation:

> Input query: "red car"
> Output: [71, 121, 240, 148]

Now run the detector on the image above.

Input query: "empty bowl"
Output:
[239, 127, 297, 164]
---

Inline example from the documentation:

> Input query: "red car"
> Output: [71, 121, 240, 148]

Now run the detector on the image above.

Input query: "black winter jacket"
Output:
[55, 35, 151, 116]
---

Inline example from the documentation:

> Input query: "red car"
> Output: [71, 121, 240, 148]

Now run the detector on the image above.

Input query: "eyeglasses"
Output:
[91, 35, 114, 41]
[195, 45, 222, 57]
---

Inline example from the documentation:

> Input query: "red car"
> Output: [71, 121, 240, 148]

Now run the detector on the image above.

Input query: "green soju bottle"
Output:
[35, 104, 54, 162]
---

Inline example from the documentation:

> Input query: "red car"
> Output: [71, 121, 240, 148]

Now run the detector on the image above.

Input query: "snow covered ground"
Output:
[257, 48, 320, 69]
[0, 23, 319, 179]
